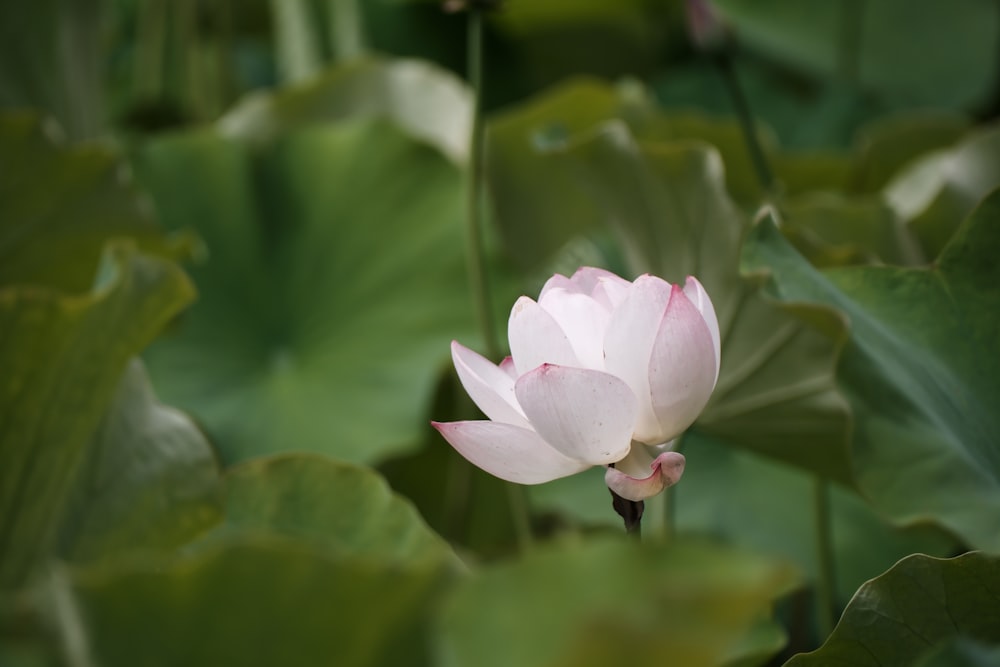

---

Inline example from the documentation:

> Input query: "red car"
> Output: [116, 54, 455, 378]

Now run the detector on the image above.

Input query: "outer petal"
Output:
[648, 285, 718, 442]
[514, 364, 636, 465]
[433, 420, 589, 484]
[682, 276, 721, 381]
[508, 296, 579, 375]
[603, 275, 673, 443]
[451, 341, 530, 428]
[605, 450, 686, 502]
[538, 289, 611, 370]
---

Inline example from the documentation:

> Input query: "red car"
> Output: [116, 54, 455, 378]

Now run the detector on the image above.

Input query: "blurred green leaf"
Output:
[220, 57, 471, 164]
[713, 0, 1000, 110]
[67, 537, 450, 667]
[557, 125, 852, 481]
[884, 124, 1000, 259]
[0, 111, 193, 292]
[850, 112, 971, 192]
[139, 119, 473, 465]
[743, 190, 1000, 550]
[205, 453, 456, 567]
[438, 538, 798, 667]
[779, 192, 924, 267]
[529, 435, 954, 604]
[0, 243, 195, 589]
[786, 552, 1000, 667]
[486, 78, 625, 270]
[56, 358, 222, 564]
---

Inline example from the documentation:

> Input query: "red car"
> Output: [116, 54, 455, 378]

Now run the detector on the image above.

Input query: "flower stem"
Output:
[712, 51, 775, 195]
[464, 6, 531, 550]
[814, 476, 837, 638]
[464, 7, 499, 360]
[610, 488, 644, 540]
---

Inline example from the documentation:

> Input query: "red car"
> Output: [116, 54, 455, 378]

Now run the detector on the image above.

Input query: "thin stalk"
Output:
[329, 0, 366, 61]
[814, 477, 837, 638]
[464, 9, 499, 359]
[713, 52, 775, 195]
[464, 7, 530, 548]
[610, 488, 643, 540]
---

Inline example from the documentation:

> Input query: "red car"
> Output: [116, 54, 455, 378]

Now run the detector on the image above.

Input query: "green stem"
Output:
[329, 0, 366, 61]
[713, 52, 775, 195]
[464, 8, 499, 360]
[814, 476, 837, 638]
[465, 7, 530, 549]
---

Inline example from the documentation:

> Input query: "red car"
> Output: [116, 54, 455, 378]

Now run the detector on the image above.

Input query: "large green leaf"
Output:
[219, 57, 471, 164]
[0, 243, 195, 589]
[786, 552, 1000, 666]
[67, 537, 450, 667]
[556, 124, 852, 481]
[486, 78, 625, 270]
[0, 112, 191, 292]
[743, 190, 1000, 550]
[438, 538, 798, 667]
[712, 0, 1000, 109]
[206, 453, 456, 567]
[56, 358, 222, 564]
[139, 119, 473, 465]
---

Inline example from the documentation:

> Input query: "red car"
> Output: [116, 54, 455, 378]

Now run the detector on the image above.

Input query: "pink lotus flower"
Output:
[433, 267, 721, 501]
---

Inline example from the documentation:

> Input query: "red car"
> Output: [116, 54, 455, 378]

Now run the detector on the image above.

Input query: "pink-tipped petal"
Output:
[648, 285, 718, 442]
[499, 356, 517, 379]
[451, 341, 530, 428]
[682, 276, 721, 381]
[508, 296, 580, 375]
[538, 289, 611, 370]
[514, 364, 636, 465]
[605, 451, 686, 501]
[603, 275, 673, 444]
[433, 420, 589, 484]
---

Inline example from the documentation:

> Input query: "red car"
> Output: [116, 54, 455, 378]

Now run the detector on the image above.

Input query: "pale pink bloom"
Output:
[433, 267, 721, 501]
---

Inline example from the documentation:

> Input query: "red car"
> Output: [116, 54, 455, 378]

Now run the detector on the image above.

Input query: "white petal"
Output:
[592, 276, 632, 310]
[603, 275, 672, 443]
[567, 267, 627, 296]
[605, 450, 686, 501]
[508, 296, 579, 375]
[451, 341, 529, 428]
[514, 364, 636, 465]
[433, 420, 589, 484]
[538, 273, 575, 299]
[538, 289, 611, 370]
[683, 276, 722, 381]
[648, 285, 718, 442]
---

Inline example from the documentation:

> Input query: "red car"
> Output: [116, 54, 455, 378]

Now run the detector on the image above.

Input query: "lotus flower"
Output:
[433, 267, 721, 501]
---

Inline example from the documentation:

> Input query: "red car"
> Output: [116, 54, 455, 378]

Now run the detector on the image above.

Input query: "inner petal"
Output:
[508, 296, 580, 375]
[538, 289, 612, 370]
